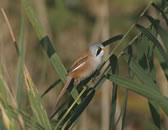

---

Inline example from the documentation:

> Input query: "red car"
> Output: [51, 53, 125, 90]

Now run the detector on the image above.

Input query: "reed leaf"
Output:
[123, 54, 158, 90]
[24, 67, 52, 130]
[54, 87, 87, 129]
[121, 90, 128, 130]
[107, 74, 168, 115]
[121, 46, 133, 130]
[0, 104, 12, 130]
[0, 64, 7, 104]
[5, 103, 43, 129]
[62, 88, 95, 129]
[0, 101, 17, 130]
[41, 79, 61, 97]
[102, 34, 123, 46]
[136, 23, 168, 80]
[0, 114, 7, 130]
[109, 55, 119, 130]
[16, 9, 25, 108]
[136, 24, 168, 64]
[145, 14, 168, 50]
[125, 40, 161, 129]
[22, 0, 81, 104]
[152, 3, 168, 26]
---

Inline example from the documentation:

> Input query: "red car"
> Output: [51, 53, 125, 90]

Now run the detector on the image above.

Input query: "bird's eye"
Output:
[96, 47, 102, 56]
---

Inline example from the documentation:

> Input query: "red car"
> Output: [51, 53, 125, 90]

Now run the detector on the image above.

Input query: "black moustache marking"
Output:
[96, 47, 102, 56]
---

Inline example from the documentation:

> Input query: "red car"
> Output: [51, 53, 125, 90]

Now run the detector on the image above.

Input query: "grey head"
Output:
[89, 43, 105, 57]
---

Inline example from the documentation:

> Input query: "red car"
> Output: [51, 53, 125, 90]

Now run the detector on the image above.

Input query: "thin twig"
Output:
[1, 8, 20, 55]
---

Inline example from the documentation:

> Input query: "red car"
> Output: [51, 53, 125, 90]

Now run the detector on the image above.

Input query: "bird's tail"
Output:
[50, 76, 72, 115]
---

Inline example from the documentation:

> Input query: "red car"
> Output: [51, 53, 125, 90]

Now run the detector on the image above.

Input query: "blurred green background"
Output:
[0, 0, 166, 130]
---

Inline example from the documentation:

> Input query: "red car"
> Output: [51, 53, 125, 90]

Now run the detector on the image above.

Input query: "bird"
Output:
[52, 42, 106, 111]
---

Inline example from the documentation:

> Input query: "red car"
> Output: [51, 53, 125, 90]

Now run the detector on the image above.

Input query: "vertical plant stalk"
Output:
[1, 7, 24, 109]
[109, 55, 118, 130]
[99, 1, 111, 130]
[1, 8, 25, 129]
[1, 8, 52, 129]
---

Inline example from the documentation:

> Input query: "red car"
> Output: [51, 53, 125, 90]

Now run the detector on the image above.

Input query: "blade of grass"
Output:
[24, 67, 52, 130]
[54, 87, 87, 129]
[136, 24, 168, 64]
[16, 8, 25, 108]
[1, 8, 26, 109]
[23, 0, 81, 104]
[113, 89, 128, 129]
[1, 7, 48, 130]
[161, 0, 168, 13]
[135, 29, 151, 70]
[123, 54, 159, 90]
[145, 14, 168, 50]
[127, 39, 161, 129]
[0, 114, 7, 130]
[0, 101, 17, 130]
[49, 79, 75, 119]
[23, 0, 66, 81]
[102, 34, 123, 46]
[152, 3, 168, 26]
[107, 74, 168, 115]
[121, 46, 133, 130]
[2, 100, 44, 129]
[1, 8, 25, 110]
[6, 101, 44, 129]
[148, 101, 160, 129]
[1, 8, 19, 55]
[50, 75, 95, 120]
[136, 34, 147, 59]
[121, 90, 128, 130]
[136, 24, 168, 79]
[62, 88, 95, 129]
[50, 98, 70, 120]
[0, 104, 12, 130]
[109, 55, 119, 130]
[0, 64, 7, 104]
[41, 79, 61, 97]
[145, 25, 161, 130]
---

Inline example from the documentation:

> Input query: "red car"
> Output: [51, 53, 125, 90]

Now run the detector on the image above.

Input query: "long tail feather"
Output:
[50, 76, 72, 115]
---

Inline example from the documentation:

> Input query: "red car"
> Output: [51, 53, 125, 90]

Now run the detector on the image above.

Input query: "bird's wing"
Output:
[69, 51, 89, 73]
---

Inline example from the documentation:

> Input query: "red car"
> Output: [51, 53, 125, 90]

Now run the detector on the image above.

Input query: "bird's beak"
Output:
[102, 48, 106, 51]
